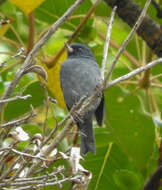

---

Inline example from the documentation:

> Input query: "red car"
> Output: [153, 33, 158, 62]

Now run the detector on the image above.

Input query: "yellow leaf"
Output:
[0, 21, 10, 38]
[9, 0, 45, 15]
[38, 50, 68, 109]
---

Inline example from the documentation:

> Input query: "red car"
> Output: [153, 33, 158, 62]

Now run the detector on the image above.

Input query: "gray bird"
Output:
[60, 43, 105, 154]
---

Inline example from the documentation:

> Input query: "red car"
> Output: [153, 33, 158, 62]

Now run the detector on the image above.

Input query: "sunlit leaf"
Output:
[9, 0, 45, 15]
[0, 22, 10, 38]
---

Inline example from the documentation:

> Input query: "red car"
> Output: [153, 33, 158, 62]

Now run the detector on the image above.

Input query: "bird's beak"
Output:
[65, 43, 73, 53]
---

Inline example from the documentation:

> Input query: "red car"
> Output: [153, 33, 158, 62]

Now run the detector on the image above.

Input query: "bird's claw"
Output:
[95, 84, 103, 98]
[71, 111, 83, 123]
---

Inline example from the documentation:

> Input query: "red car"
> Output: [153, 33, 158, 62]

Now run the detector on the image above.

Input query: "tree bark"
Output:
[104, 0, 162, 57]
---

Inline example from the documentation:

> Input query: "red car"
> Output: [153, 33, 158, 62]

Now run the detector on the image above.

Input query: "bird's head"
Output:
[65, 43, 95, 60]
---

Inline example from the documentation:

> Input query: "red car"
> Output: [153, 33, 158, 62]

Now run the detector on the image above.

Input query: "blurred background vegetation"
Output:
[0, 0, 162, 189]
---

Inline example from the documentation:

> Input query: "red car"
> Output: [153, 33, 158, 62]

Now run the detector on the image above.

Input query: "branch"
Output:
[46, 0, 99, 68]
[101, 6, 116, 79]
[151, 0, 162, 18]
[27, 12, 35, 54]
[8, 97, 85, 180]
[98, 33, 140, 67]
[0, 108, 36, 128]
[106, 58, 162, 89]
[143, 165, 162, 190]
[104, 0, 151, 85]
[0, 148, 46, 161]
[0, 47, 25, 68]
[0, 167, 83, 190]
[0, 0, 85, 114]
[104, 0, 162, 57]
[2, 175, 82, 190]
[0, 95, 31, 104]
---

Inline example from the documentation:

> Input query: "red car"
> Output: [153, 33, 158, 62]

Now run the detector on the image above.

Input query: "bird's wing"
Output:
[60, 58, 101, 110]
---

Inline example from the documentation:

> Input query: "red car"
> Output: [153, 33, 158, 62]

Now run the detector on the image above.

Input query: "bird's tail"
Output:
[78, 116, 96, 155]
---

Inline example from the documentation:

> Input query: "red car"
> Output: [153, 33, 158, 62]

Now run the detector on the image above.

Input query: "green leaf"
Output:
[35, 0, 92, 29]
[4, 81, 46, 121]
[94, 1, 111, 17]
[113, 169, 141, 190]
[83, 143, 142, 190]
[104, 86, 155, 171]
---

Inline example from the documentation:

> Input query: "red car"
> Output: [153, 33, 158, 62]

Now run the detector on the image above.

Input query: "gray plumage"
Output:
[60, 43, 104, 154]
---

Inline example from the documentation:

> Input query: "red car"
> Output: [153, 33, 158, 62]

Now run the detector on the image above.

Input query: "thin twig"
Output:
[8, 96, 85, 179]
[0, 48, 25, 68]
[11, 167, 64, 182]
[151, 82, 162, 88]
[104, 0, 151, 85]
[46, 0, 99, 67]
[99, 32, 140, 67]
[0, 95, 31, 104]
[0, 156, 22, 181]
[106, 58, 162, 89]
[0, 109, 36, 128]
[0, 141, 17, 175]
[151, 73, 162, 81]
[25, 97, 87, 176]
[27, 12, 35, 54]
[0, 175, 82, 190]
[1, 36, 20, 49]
[101, 6, 117, 79]
[0, 148, 46, 161]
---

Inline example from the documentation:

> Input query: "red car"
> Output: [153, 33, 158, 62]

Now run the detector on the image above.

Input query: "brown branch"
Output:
[104, 0, 162, 57]
[143, 166, 162, 190]
[158, 141, 162, 166]
[27, 12, 35, 54]
[151, 74, 162, 81]
[46, 0, 99, 68]
[139, 49, 153, 89]
[1, 36, 20, 49]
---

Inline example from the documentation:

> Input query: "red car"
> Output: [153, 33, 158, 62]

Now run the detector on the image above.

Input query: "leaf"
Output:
[83, 142, 142, 190]
[104, 86, 155, 171]
[94, 0, 111, 17]
[4, 81, 46, 121]
[113, 169, 141, 190]
[0, 21, 10, 38]
[35, 0, 92, 29]
[38, 53, 67, 109]
[9, 0, 45, 15]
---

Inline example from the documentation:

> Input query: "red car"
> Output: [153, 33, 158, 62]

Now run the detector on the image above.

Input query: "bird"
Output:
[60, 43, 105, 154]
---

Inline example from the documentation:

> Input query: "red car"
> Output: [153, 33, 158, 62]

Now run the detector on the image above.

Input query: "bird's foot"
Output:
[71, 111, 83, 123]
[95, 83, 103, 97]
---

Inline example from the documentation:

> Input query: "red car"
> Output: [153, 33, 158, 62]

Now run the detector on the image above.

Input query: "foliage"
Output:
[0, 0, 161, 189]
